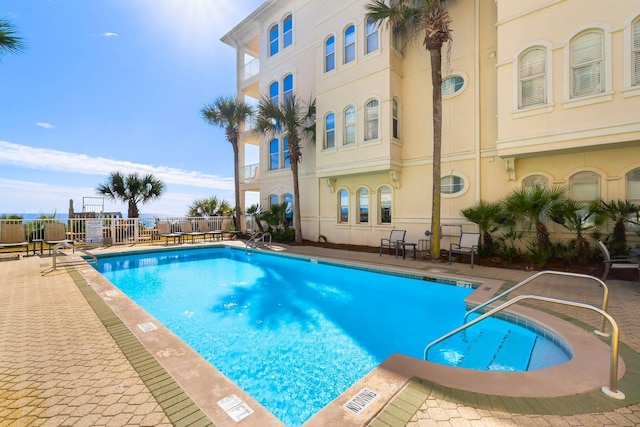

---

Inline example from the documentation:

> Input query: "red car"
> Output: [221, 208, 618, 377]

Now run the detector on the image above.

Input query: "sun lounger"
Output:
[0, 223, 29, 255]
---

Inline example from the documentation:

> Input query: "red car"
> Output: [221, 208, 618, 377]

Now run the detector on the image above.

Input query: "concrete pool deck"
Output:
[1, 241, 639, 426]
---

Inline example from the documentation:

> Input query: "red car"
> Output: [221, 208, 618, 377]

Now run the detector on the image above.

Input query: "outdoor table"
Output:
[396, 241, 417, 260]
[32, 239, 44, 256]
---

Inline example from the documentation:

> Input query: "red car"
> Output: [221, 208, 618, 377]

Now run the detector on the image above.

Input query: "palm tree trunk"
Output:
[429, 47, 443, 261]
[232, 141, 242, 232]
[291, 160, 303, 243]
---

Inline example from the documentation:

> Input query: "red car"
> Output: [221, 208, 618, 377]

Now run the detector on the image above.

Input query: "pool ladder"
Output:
[52, 242, 98, 270]
[423, 270, 624, 400]
[245, 231, 272, 254]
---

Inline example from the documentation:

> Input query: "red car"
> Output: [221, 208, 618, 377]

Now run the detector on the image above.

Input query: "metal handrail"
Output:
[424, 294, 625, 400]
[464, 270, 610, 336]
[52, 242, 97, 270]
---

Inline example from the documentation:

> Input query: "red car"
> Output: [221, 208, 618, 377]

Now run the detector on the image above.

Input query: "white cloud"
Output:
[103, 32, 118, 37]
[36, 122, 54, 129]
[0, 141, 234, 191]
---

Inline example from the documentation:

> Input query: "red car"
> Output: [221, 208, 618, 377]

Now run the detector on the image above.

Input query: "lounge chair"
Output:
[597, 240, 639, 280]
[179, 220, 206, 244]
[448, 232, 481, 268]
[157, 221, 182, 245]
[220, 218, 240, 240]
[0, 223, 29, 255]
[196, 220, 223, 241]
[44, 223, 74, 255]
[379, 229, 406, 257]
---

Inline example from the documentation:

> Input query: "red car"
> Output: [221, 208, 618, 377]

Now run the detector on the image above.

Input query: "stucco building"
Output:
[222, 0, 640, 247]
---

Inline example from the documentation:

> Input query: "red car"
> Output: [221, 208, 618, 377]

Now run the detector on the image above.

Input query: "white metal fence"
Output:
[0, 216, 236, 248]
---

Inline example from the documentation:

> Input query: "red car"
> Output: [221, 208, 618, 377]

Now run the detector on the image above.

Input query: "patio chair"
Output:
[220, 218, 241, 240]
[379, 229, 406, 257]
[0, 223, 29, 255]
[196, 220, 223, 241]
[156, 221, 182, 245]
[44, 223, 74, 255]
[596, 240, 639, 280]
[179, 220, 206, 244]
[448, 232, 481, 268]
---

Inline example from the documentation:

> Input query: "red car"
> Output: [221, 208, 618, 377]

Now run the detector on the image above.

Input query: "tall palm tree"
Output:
[201, 96, 254, 231]
[366, 0, 453, 261]
[97, 172, 165, 218]
[0, 18, 25, 59]
[593, 200, 640, 256]
[255, 95, 316, 244]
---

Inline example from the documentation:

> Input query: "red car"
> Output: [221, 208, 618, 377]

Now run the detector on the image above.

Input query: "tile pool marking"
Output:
[217, 394, 254, 422]
[343, 388, 380, 415]
[138, 321, 157, 332]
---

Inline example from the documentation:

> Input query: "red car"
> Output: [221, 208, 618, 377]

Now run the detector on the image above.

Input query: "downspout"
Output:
[474, 0, 481, 202]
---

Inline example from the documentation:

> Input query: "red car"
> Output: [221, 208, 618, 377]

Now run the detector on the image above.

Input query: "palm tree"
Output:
[0, 18, 25, 59]
[255, 95, 316, 244]
[460, 200, 505, 256]
[97, 172, 165, 218]
[502, 186, 567, 252]
[201, 96, 254, 232]
[366, 0, 453, 261]
[187, 196, 232, 217]
[549, 198, 605, 262]
[593, 200, 640, 256]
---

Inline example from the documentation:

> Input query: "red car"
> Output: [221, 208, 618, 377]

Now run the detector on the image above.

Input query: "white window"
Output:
[441, 75, 465, 98]
[269, 194, 279, 208]
[283, 74, 293, 104]
[269, 81, 279, 106]
[626, 168, 640, 202]
[379, 186, 392, 224]
[269, 24, 279, 57]
[571, 31, 604, 98]
[523, 175, 549, 190]
[442, 175, 465, 195]
[344, 25, 355, 64]
[269, 139, 279, 171]
[324, 112, 335, 149]
[365, 18, 379, 54]
[364, 99, 379, 141]
[357, 188, 369, 223]
[344, 106, 356, 145]
[392, 98, 399, 139]
[338, 190, 349, 223]
[325, 36, 335, 72]
[570, 171, 599, 201]
[283, 14, 293, 49]
[519, 48, 546, 108]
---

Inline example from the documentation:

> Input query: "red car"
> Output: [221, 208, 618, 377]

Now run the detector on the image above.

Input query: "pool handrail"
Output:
[245, 231, 272, 252]
[424, 294, 625, 400]
[464, 270, 610, 336]
[52, 241, 98, 270]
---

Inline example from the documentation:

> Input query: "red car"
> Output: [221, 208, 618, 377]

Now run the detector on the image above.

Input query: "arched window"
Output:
[392, 98, 399, 139]
[269, 81, 279, 105]
[519, 47, 547, 107]
[283, 193, 293, 224]
[442, 175, 465, 195]
[344, 25, 355, 64]
[441, 75, 465, 97]
[283, 74, 293, 103]
[379, 186, 392, 224]
[523, 174, 549, 189]
[325, 36, 335, 72]
[338, 190, 349, 223]
[283, 137, 290, 168]
[357, 188, 369, 223]
[269, 139, 279, 170]
[324, 112, 335, 149]
[365, 17, 379, 54]
[364, 99, 379, 141]
[283, 14, 293, 49]
[571, 30, 604, 97]
[633, 18, 640, 86]
[269, 24, 279, 57]
[626, 168, 640, 202]
[344, 105, 356, 145]
[570, 171, 599, 201]
[269, 194, 279, 208]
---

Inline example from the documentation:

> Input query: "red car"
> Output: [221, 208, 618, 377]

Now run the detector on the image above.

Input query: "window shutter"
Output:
[520, 48, 546, 107]
[571, 31, 603, 97]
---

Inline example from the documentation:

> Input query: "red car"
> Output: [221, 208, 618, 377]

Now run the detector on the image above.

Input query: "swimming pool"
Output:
[94, 246, 569, 426]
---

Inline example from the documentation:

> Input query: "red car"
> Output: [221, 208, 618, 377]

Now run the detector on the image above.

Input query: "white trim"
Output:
[512, 41, 553, 112]
[622, 11, 640, 89]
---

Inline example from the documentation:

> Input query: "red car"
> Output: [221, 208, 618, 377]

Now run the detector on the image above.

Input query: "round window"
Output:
[442, 175, 465, 195]
[441, 75, 465, 97]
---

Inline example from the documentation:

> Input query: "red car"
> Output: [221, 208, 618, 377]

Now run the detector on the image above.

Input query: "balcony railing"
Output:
[242, 57, 260, 81]
[242, 163, 260, 184]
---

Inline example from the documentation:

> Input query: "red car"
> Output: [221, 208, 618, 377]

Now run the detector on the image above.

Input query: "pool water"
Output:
[95, 247, 569, 427]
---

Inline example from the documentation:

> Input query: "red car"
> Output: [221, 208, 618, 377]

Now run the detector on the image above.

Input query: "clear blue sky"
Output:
[1, 0, 263, 216]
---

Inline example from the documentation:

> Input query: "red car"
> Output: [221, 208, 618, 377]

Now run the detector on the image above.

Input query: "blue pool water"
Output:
[95, 247, 569, 427]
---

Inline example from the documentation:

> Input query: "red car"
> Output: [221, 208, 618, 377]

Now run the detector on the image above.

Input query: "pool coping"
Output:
[68, 243, 640, 427]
